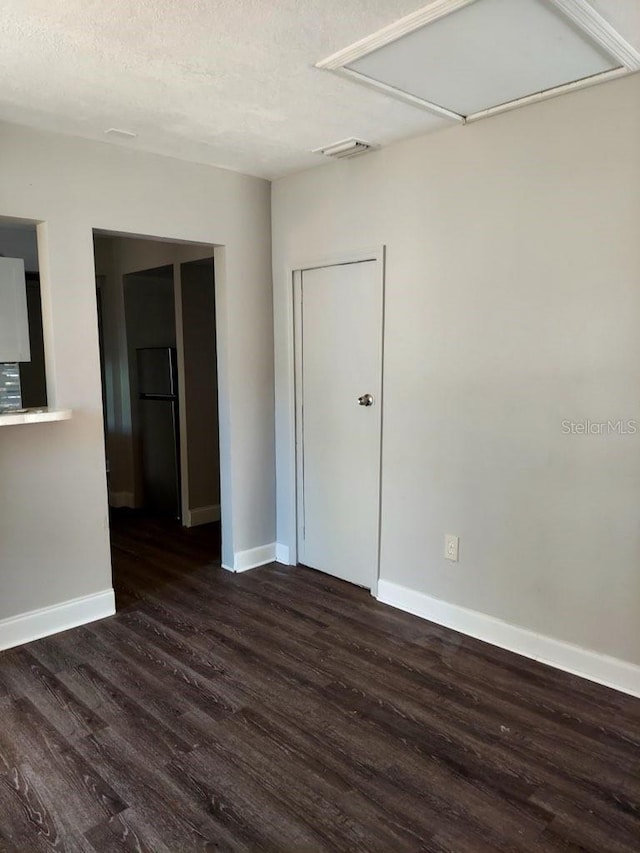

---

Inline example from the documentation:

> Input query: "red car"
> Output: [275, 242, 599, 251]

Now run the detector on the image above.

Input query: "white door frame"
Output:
[289, 246, 385, 595]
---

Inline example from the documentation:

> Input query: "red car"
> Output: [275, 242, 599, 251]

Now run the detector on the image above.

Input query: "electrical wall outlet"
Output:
[445, 534, 459, 562]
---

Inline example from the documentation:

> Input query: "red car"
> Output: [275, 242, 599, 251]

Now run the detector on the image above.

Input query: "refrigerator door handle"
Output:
[139, 393, 177, 401]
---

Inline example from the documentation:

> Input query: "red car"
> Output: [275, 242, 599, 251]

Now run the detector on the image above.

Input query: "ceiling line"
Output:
[465, 66, 628, 122]
[336, 68, 465, 122]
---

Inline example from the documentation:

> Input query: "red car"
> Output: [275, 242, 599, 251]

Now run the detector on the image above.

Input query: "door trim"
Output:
[289, 247, 385, 595]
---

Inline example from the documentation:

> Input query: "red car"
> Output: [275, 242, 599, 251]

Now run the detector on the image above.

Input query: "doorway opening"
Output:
[93, 232, 221, 601]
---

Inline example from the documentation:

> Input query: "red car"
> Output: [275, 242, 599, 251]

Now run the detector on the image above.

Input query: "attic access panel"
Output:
[317, 0, 640, 122]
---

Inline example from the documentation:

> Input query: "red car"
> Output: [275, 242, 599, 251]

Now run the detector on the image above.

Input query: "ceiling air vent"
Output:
[312, 138, 375, 160]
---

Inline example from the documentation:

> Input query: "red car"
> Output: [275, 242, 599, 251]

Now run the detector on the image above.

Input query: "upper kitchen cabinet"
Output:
[0, 256, 31, 363]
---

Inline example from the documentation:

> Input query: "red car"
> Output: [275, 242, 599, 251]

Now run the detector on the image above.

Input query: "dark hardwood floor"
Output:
[0, 511, 639, 851]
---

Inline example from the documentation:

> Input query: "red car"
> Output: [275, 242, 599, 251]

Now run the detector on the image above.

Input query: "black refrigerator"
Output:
[137, 347, 181, 519]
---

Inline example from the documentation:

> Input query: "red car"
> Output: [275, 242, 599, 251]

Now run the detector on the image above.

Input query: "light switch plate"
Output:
[445, 534, 459, 562]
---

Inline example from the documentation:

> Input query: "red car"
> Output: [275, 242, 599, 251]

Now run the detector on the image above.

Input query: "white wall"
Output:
[0, 121, 274, 623]
[272, 74, 640, 669]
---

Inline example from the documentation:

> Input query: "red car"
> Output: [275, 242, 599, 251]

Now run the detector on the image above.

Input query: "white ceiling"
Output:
[0, 0, 637, 180]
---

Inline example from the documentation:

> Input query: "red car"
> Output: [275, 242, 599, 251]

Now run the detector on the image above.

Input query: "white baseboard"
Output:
[185, 504, 221, 527]
[275, 543, 292, 565]
[222, 543, 276, 574]
[109, 491, 135, 509]
[0, 589, 116, 652]
[376, 580, 640, 699]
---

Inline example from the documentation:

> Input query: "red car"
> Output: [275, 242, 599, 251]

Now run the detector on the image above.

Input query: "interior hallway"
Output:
[0, 516, 638, 850]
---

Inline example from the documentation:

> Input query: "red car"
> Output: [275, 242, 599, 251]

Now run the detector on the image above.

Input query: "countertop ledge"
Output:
[0, 408, 72, 426]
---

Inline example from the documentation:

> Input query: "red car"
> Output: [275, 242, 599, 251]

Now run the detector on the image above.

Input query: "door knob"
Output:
[358, 393, 374, 407]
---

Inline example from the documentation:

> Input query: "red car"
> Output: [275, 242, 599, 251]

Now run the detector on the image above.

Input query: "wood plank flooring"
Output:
[0, 509, 639, 851]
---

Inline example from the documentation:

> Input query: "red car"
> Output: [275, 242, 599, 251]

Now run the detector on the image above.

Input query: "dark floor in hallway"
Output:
[0, 511, 639, 851]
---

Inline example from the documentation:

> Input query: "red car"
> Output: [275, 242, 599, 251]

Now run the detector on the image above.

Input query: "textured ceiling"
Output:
[0, 0, 637, 179]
